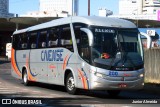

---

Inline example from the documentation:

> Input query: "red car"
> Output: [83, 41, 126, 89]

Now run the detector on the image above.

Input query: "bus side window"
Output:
[60, 25, 74, 52]
[48, 28, 58, 48]
[13, 35, 20, 50]
[38, 31, 48, 48]
[80, 32, 90, 63]
[73, 23, 87, 51]
[29, 32, 38, 49]
[20, 33, 28, 50]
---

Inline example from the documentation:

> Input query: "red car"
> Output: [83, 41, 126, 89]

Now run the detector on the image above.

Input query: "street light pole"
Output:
[88, 0, 90, 16]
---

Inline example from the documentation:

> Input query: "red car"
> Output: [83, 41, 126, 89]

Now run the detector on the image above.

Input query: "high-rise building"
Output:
[98, 8, 113, 17]
[0, 0, 13, 18]
[143, 0, 160, 14]
[119, 0, 160, 15]
[39, 0, 79, 16]
[119, 0, 142, 15]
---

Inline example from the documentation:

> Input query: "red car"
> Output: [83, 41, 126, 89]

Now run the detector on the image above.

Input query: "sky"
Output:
[9, 0, 119, 16]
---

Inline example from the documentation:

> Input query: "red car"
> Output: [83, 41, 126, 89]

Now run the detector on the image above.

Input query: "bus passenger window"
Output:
[38, 31, 48, 48]
[20, 33, 28, 49]
[48, 28, 58, 48]
[29, 32, 38, 49]
[73, 23, 88, 53]
[60, 25, 73, 52]
[13, 35, 20, 50]
[80, 32, 90, 63]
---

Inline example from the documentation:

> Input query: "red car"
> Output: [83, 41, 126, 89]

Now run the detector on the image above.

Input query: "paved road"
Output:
[0, 61, 160, 107]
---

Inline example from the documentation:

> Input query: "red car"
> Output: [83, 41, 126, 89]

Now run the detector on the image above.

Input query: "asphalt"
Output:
[1, 58, 160, 96]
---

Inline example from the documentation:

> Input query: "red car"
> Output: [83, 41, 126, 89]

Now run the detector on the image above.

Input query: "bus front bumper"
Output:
[90, 74, 144, 90]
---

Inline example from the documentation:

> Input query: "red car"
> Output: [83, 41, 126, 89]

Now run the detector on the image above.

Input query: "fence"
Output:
[144, 48, 160, 84]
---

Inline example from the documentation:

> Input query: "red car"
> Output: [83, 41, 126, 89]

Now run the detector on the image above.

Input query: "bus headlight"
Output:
[95, 72, 106, 78]
[139, 74, 144, 78]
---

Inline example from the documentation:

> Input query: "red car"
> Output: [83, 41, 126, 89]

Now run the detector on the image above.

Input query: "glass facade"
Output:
[0, 0, 13, 18]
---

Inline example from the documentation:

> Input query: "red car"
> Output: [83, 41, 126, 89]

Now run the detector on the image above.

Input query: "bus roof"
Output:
[13, 16, 137, 35]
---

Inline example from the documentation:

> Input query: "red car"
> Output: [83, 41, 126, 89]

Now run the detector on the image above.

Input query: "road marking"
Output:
[0, 88, 8, 90]
[0, 69, 11, 70]
[22, 95, 54, 98]
[0, 91, 17, 94]
[23, 89, 29, 91]
[32, 91, 41, 93]
[0, 90, 16, 92]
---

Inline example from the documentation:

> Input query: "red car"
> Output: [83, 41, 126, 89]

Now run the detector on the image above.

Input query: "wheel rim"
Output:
[67, 77, 75, 91]
[23, 73, 27, 83]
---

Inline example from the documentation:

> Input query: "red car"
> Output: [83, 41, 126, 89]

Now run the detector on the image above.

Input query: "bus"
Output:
[6, 43, 12, 59]
[11, 16, 144, 96]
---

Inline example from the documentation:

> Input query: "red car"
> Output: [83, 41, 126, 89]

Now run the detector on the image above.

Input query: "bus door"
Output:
[76, 30, 91, 89]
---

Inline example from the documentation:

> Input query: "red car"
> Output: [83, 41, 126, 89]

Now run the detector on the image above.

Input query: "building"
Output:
[111, 0, 160, 48]
[0, 0, 14, 18]
[21, 11, 68, 17]
[119, 0, 160, 15]
[143, 0, 160, 15]
[111, 0, 160, 20]
[39, 0, 79, 16]
[98, 8, 113, 17]
[119, 0, 140, 15]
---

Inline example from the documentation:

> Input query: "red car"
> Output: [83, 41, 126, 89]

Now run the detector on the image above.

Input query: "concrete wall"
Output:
[144, 48, 160, 83]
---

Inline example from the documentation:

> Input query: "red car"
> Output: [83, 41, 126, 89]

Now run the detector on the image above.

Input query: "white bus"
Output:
[11, 16, 144, 96]
[6, 43, 12, 59]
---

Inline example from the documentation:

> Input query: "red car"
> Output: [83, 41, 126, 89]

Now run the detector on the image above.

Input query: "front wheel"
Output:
[22, 69, 30, 86]
[107, 90, 121, 97]
[65, 73, 78, 94]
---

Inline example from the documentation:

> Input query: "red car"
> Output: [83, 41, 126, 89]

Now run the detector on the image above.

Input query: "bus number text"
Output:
[109, 71, 118, 77]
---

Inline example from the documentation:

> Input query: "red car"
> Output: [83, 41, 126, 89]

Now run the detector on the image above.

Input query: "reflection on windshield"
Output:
[90, 27, 143, 70]
[118, 31, 140, 53]
[92, 30, 117, 59]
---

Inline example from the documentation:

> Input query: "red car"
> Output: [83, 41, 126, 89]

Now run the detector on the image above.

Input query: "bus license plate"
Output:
[119, 84, 127, 88]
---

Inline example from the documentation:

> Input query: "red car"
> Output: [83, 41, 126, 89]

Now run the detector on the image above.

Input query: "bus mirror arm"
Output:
[80, 28, 93, 46]
[140, 32, 151, 49]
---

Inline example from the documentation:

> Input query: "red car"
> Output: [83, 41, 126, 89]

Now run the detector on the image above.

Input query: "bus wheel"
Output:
[107, 90, 121, 97]
[65, 73, 77, 94]
[22, 69, 30, 86]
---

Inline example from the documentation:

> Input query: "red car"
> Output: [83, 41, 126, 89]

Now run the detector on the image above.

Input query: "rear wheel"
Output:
[107, 90, 121, 97]
[65, 73, 77, 94]
[22, 69, 30, 86]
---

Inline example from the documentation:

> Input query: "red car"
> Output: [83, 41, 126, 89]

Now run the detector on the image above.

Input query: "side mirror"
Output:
[80, 28, 93, 46]
[140, 32, 152, 49]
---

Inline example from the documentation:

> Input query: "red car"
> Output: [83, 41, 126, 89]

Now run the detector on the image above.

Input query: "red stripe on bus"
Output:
[78, 69, 88, 90]
[26, 57, 36, 82]
[63, 55, 69, 70]
[11, 48, 22, 77]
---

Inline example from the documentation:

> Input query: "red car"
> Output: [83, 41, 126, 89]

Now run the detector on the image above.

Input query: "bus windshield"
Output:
[91, 27, 143, 70]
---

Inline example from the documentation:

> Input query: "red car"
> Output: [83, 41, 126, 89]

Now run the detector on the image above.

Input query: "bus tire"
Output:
[107, 90, 121, 97]
[65, 73, 77, 95]
[22, 69, 30, 86]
